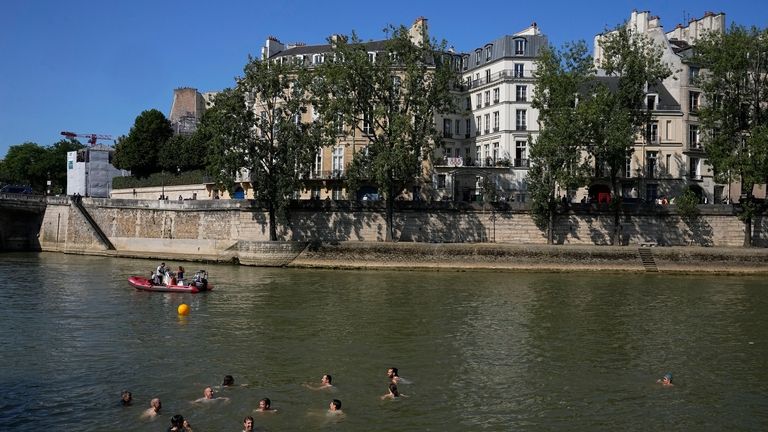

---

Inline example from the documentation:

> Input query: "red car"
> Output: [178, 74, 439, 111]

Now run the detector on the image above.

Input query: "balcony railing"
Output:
[513, 158, 530, 168]
[303, 170, 345, 180]
[466, 68, 532, 89]
[516, 125, 527, 131]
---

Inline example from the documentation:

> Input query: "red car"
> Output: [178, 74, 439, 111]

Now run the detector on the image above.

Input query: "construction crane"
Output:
[60, 131, 114, 146]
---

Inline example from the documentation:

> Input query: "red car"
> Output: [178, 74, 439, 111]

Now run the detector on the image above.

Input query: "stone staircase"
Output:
[638, 247, 658, 272]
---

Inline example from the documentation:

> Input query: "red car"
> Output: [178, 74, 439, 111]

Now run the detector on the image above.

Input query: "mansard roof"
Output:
[463, 33, 549, 72]
[268, 40, 389, 59]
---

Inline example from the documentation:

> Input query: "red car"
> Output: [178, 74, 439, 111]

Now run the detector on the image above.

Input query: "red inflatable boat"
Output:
[128, 276, 213, 293]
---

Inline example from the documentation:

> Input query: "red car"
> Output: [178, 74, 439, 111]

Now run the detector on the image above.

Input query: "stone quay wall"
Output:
[34, 198, 768, 270]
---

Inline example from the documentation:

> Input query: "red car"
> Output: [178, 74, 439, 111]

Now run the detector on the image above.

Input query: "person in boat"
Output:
[154, 263, 167, 285]
[380, 383, 406, 400]
[192, 270, 208, 289]
[120, 390, 132, 406]
[142, 397, 161, 417]
[177, 266, 185, 284]
[256, 397, 277, 413]
[242, 415, 255, 432]
[304, 374, 333, 390]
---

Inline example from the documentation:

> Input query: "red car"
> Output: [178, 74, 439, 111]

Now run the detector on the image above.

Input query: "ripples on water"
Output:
[0, 253, 767, 431]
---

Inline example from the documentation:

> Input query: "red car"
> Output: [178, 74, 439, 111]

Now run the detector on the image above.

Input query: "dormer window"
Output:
[515, 39, 526, 55]
[462, 55, 469, 70]
[475, 49, 481, 65]
[485, 45, 493, 61]
[368, 52, 376, 63]
[646, 94, 657, 110]
[313, 54, 324, 64]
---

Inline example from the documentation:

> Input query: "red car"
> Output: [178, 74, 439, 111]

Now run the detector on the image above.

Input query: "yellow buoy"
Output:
[177, 303, 190, 316]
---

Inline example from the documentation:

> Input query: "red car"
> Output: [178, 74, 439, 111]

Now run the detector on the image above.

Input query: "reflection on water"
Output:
[0, 252, 767, 431]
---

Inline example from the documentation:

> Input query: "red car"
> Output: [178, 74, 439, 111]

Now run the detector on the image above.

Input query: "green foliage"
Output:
[675, 188, 701, 221]
[157, 131, 208, 172]
[694, 24, 768, 246]
[113, 109, 173, 177]
[313, 25, 455, 240]
[201, 59, 326, 240]
[585, 25, 672, 245]
[528, 42, 594, 241]
[111, 169, 208, 190]
[0, 139, 84, 194]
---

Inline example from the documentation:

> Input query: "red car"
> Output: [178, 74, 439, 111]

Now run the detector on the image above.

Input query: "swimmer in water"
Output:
[304, 374, 334, 390]
[222, 375, 235, 387]
[387, 367, 400, 384]
[657, 372, 674, 387]
[168, 414, 192, 431]
[256, 397, 277, 413]
[380, 382, 407, 400]
[328, 399, 343, 415]
[194, 386, 230, 403]
[142, 397, 162, 418]
[242, 415, 255, 432]
[120, 390, 132, 406]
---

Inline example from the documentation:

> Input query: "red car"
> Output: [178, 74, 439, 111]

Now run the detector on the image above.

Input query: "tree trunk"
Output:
[385, 184, 395, 242]
[547, 200, 555, 245]
[743, 216, 752, 248]
[268, 201, 277, 241]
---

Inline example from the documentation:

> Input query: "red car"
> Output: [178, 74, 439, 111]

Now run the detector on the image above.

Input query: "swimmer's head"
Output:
[150, 398, 161, 410]
[243, 415, 254, 430]
[120, 390, 132, 405]
[170, 414, 184, 427]
[329, 399, 342, 411]
[322, 374, 332, 384]
[259, 398, 271, 410]
[662, 373, 673, 383]
[222, 375, 234, 386]
[387, 367, 399, 377]
[204, 386, 214, 398]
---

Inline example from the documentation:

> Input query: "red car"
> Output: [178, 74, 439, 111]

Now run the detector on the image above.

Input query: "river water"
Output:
[1, 252, 767, 431]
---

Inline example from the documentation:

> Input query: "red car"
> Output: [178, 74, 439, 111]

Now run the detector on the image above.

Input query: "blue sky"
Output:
[1, 0, 765, 158]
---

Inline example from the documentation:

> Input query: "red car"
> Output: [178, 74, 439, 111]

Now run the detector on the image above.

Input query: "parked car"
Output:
[0, 185, 33, 194]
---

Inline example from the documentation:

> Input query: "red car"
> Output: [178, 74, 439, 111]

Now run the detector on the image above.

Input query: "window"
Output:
[689, 66, 700, 85]
[516, 85, 527, 102]
[689, 124, 700, 149]
[455, 148, 461, 158]
[465, 119, 471, 138]
[392, 76, 401, 97]
[514, 63, 524, 78]
[476, 94, 482, 108]
[646, 94, 657, 110]
[666, 120, 672, 140]
[475, 49, 481, 65]
[493, 111, 499, 131]
[367, 52, 376, 63]
[483, 144, 490, 165]
[363, 111, 373, 135]
[475, 116, 481, 135]
[689, 91, 700, 112]
[492, 142, 499, 163]
[485, 69, 491, 83]
[465, 97, 471, 110]
[485, 45, 492, 61]
[444, 147, 452, 157]
[493, 88, 499, 103]
[665, 154, 671, 175]
[515, 39, 526, 55]
[313, 54, 324, 64]
[689, 157, 700, 180]
[332, 186, 342, 200]
[516, 110, 527, 131]
[335, 113, 344, 134]
[484, 91, 490, 106]
[313, 149, 322, 177]
[455, 119, 460, 136]
[515, 141, 527, 167]
[332, 146, 344, 174]
[437, 174, 447, 189]
[649, 122, 658, 143]
[646, 183, 658, 202]
[311, 185, 321, 199]
[625, 157, 632, 177]
[462, 55, 468, 70]
[646, 151, 657, 178]
[484, 113, 490, 133]
[443, 119, 452, 137]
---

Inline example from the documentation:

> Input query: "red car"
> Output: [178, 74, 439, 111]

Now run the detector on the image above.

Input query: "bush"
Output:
[112, 169, 210, 189]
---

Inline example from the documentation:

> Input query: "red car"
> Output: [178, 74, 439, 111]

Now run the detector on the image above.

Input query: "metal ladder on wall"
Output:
[637, 247, 658, 272]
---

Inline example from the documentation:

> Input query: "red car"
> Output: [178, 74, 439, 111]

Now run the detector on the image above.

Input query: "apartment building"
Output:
[432, 23, 546, 202]
[593, 10, 725, 204]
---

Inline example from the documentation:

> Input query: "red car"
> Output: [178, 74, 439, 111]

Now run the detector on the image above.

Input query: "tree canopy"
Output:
[113, 109, 173, 177]
[202, 58, 326, 241]
[694, 24, 768, 246]
[0, 139, 84, 194]
[313, 25, 455, 240]
[528, 41, 594, 243]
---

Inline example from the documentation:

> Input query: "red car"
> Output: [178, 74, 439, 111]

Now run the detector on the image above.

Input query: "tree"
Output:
[528, 42, 594, 244]
[588, 25, 672, 245]
[158, 131, 208, 173]
[113, 109, 173, 177]
[202, 58, 326, 241]
[0, 139, 83, 194]
[313, 25, 455, 241]
[694, 25, 768, 247]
